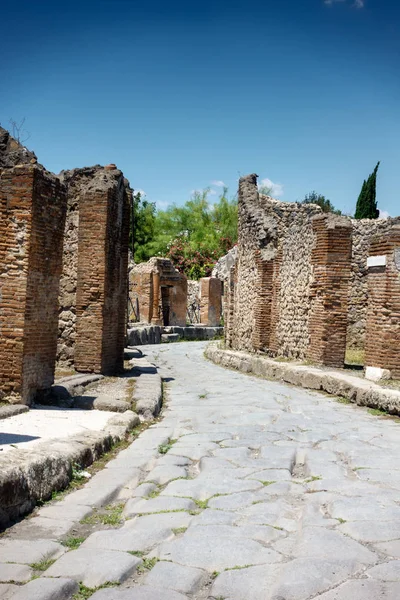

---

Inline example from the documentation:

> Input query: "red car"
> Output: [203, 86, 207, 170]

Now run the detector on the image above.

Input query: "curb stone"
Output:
[205, 343, 400, 415]
[130, 357, 163, 421]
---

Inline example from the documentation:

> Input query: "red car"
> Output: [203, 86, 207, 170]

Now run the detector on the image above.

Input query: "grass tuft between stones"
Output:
[80, 503, 125, 526]
[137, 557, 159, 573]
[62, 536, 86, 550]
[172, 527, 187, 535]
[29, 557, 56, 571]
[73, 582, 120, 600]
[158, 438, 178, 454]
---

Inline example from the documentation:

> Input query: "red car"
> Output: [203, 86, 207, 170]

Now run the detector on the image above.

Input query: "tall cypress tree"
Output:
[355, 162, 380, 219]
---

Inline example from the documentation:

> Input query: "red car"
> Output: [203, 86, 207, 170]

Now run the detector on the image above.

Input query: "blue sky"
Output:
[1, 0, 399, 216]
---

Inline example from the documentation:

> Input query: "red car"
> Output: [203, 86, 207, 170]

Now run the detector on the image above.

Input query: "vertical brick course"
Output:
[365, 228, 400, 377]
[307, 215, 352, 368]
[74, 172, 129, 374]
[0, 165, 67, 404]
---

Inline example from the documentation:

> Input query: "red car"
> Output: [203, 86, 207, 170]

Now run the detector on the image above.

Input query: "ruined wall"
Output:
[74, 168, 130, 374]
[200, 277, 222, 326]
[228, 174, 322, 358]
[348, 217, 400, 350]
[365, 227, 400, 379]
[227, 174, 352, 367]
[130, 258, 187, 327]
[57, 167, 132, 367]
[0, 165, 67, 404]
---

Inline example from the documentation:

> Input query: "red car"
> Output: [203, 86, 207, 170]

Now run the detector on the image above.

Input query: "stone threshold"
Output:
[205, 343, 400, 415]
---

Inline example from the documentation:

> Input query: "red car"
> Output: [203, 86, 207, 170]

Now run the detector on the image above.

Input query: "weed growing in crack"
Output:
[137, 557, 159, 573]
[128, 550, 145, 557]
[172, 527, 187, 535]
[80, 503, 125, 526]
[158, 438, 177, 454]
[62, 536, 86, 550]
[337, 518, 346, 524]
[29, 557, 55, 571]
[193, 499, 209, 509]
[260, 480, 275, 486]
[73, 582, 120, 600]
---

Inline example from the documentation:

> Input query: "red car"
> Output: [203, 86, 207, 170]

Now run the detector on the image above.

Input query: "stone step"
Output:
[161, 333, 181, 343]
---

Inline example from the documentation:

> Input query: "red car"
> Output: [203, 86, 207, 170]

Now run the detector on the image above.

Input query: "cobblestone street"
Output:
[2, 341, 400, 599]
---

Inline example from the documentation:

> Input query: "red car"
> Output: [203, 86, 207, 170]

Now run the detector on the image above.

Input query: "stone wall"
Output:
[200, 277, 222, 326]
[348, 217, 400, 350]
[226, 174, 352, 367]
[365, 226, 400, 379]
[74, 167, 130, 374]
[0, 165, 67, 404]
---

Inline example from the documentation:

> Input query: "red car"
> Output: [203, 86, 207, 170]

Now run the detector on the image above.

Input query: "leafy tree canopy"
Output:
[300, 191, 342, 215]
[354, 162, 380, 220]
[131, 188, 238, 279]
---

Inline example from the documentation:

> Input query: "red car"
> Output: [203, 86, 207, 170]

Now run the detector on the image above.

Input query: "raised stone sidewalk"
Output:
[206, 342, 400, 415]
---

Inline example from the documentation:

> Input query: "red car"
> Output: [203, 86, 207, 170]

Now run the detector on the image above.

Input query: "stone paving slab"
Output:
[45, 548, 141, 587]
[90, 585, 188, 600]
[8, 577, 79, 600]
[144, 561, 207, 594]
[0, 539, 65, 564]
[0, 563, 32, 583]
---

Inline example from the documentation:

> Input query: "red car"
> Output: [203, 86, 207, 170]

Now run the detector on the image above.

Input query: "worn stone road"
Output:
[2, 341, 400, 599]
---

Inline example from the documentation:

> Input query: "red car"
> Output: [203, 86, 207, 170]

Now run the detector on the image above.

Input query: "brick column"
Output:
[169, 275, 188, 326]
[307, 215, 352, 368]
[130, 271, 153, 323]
[200, 277, 222, 326]
[252, 251, 275, 351]
[74, 171, 129, 374]
[0, 165, 67, 404]
[365, 227, 400, 381]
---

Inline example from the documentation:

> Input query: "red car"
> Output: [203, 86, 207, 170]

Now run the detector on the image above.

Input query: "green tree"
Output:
[301, 191, 342, 215]
[354, 162, 380, 220]
[135, 187, 238, 278]
[131, 192, 157, 262]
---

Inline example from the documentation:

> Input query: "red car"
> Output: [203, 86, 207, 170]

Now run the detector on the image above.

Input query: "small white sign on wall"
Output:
[367, 255, 387, 268]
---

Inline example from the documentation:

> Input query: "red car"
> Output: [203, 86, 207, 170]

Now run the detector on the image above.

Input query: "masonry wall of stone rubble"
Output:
[200, 277, 222, 326]
[0, 165, 67, 404]
[365, 227, 400, 378]
[228, 174, 323, 358]
[348, 217, 400, 350]
[74, 169, 130, 374]
[227, 174, 353, 367]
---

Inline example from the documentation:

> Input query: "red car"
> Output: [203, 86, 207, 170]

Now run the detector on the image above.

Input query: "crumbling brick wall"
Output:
[74, 167, 130, 374]
[365, 227, 400, 379]
[0, 165, 67, 404]
[227, 174, 352, 367]
[57, 167, 132, 369]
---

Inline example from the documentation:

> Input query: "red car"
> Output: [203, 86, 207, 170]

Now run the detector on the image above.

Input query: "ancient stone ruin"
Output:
[130, 257, 188, 327]
[225, 173, 400, 376]
[0, 127, 131, 404]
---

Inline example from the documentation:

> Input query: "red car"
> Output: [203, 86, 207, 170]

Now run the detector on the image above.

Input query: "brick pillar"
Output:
[365, 227, 400, 381]
[252, 251, 275, 351]
[0, 165, 67, 404]
[307, 215, 352, 368]
[74, 172, 129, 374]
[151, 272, 162, 325]
[200, 277, 222, 326]
[170, 275, 188, 326]
[130, 271, 153, 323]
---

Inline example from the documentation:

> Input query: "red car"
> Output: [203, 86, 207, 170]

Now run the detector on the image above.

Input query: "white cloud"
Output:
[155, 199, 170, 210]
[258, 178, 284, 198]
[211, 180, 225, 187]
[134, 188, 146, 197]
[378, 210, 391, 220]
[354, 0, 364, 6]
[208, 189, 217, 196]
